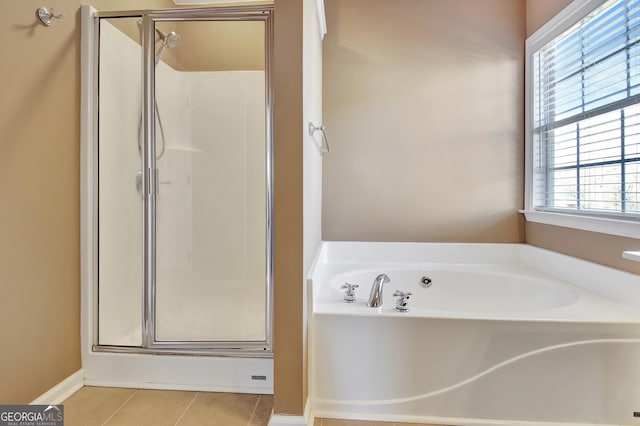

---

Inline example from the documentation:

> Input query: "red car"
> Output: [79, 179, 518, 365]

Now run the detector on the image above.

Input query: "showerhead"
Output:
[165, 31, 181, 48]
[156, 28, 181, 48]
[137, 20, 181, 49]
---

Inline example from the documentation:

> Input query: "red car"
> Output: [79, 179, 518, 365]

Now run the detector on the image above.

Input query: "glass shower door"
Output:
[151, 20, 269, 344]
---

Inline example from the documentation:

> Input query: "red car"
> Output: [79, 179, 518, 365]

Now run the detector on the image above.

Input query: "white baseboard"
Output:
[268, 398, 314, 426]
[30, 370, 85, 405]
[304, 398, 315, 426]
[313, 410, 624, 426]
[268, 414, 307, 426]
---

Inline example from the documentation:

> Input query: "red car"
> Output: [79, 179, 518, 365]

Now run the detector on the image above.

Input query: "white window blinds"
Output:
[531, 0, 640, 219]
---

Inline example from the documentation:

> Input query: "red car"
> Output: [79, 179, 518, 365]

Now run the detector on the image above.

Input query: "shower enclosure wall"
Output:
[80, 5, 274, 392]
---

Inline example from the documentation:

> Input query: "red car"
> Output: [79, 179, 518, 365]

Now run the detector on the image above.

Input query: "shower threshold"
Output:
[92, 344, 273, 358]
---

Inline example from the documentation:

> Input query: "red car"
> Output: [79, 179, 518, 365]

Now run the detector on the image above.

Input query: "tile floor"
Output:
[62, 386, 273, 426]
[62, 386, 447, 426]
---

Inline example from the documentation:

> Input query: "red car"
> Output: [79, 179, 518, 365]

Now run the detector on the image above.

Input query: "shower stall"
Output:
[80, 5, 274, 392]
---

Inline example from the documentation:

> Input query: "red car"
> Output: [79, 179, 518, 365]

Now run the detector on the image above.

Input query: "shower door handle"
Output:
[136, 170, 153, 195]
[155, 169, 171, 195]
[136, 170, 170, 195]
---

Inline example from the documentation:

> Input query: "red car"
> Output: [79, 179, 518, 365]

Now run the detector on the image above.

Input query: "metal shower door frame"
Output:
[90, 6, 274, 356]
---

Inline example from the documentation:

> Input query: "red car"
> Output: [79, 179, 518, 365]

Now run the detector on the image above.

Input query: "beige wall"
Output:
[176, 21, 265, 71]
[524, 0, 640, 276]
[322, 0, 526, 243]
[273, 0, 305, 416]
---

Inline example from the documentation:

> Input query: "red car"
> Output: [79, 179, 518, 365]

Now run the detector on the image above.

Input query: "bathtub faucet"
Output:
[368, 274, 390, 307]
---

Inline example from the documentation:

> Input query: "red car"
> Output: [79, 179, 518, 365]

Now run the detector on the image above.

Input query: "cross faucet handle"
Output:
[341, 283, 359, 303]
[393, 290, 412, 312]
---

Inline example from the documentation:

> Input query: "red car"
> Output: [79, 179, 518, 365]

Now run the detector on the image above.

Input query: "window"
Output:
[526, 0, 640, 234]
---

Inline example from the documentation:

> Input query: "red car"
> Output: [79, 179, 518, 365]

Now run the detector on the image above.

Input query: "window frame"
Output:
[524, 0, 640, 238]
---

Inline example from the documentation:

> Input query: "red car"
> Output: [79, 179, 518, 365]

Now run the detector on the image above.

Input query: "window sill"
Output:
[520, 210, 640, 239]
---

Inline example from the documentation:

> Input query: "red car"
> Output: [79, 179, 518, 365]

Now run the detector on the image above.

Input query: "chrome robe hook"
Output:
[37, 7, 65, 26]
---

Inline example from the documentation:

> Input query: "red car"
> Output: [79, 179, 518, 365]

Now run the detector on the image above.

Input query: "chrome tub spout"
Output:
[368, 274, 390, 307]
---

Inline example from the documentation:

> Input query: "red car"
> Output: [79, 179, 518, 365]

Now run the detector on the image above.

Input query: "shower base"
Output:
[82, 350, 273, 394]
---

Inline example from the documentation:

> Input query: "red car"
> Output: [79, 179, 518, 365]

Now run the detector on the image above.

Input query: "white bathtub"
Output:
[308, 242, 640, 426]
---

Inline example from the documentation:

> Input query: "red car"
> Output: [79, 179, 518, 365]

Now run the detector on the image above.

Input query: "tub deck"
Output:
[315, 262, 640, 323]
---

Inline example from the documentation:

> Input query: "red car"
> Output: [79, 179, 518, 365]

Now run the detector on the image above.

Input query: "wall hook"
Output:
[308, 122, 331, 156]
[37, 7, 65, 26]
